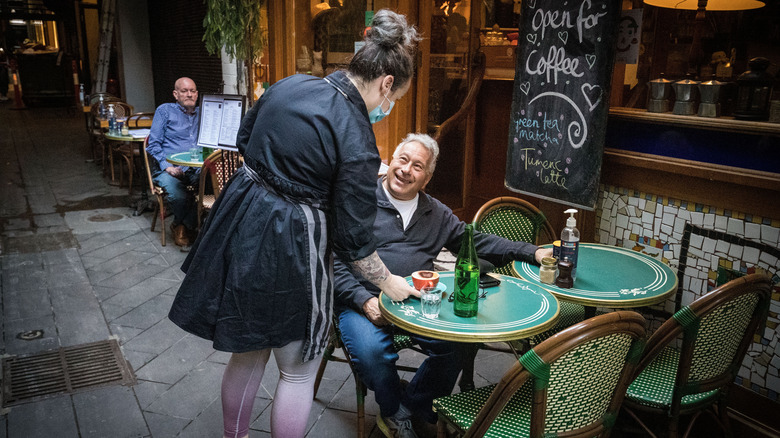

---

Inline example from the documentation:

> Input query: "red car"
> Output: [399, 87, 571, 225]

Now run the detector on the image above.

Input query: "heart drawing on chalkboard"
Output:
[581, 83, 602, 111]
[558, 31, 568, 45]
[585, 54, 597, 69]
[519, 82, 531, 95]
[526, 0, 537, 8]
[526, 34, 537, 45]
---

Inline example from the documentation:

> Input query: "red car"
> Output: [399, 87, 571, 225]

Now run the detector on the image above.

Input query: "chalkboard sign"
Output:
[506, 0, 621, 210]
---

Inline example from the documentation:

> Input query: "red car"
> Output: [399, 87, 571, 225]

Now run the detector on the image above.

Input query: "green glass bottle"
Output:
[453, 223, 480, 317]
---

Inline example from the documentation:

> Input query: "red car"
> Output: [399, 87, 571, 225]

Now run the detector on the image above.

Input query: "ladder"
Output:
[92, 0, 116, 94]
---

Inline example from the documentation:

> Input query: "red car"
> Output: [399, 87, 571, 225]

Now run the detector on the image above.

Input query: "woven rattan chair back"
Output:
[88, 93, 119, 107]
[464, 197, 583, 393]
[623, 273, 772, 438]
[433, 311, 646, 438]
[142, 136, 168, 246]
[197, 149, 243, 230]
[313, 317, 422, 438]
[472, 197, 555, 276]
[109, 102, 133, 118]
[127, 112, 154, 128]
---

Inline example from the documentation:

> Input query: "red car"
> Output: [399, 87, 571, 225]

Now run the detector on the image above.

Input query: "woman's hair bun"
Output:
[366, 9, 420, 49]
[348, 9, 419, 91]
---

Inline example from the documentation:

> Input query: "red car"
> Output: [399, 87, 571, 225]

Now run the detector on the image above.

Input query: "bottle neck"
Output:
[458, 225, 478, 264]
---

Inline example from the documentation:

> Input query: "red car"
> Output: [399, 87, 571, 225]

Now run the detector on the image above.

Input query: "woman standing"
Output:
[168, 10, 421, 438]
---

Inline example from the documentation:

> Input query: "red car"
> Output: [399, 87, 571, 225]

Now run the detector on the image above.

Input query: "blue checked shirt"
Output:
[146, 102, 200, 170]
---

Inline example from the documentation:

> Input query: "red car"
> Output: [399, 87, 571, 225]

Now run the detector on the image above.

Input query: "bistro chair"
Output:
[116, 112, 154, 195]
[88, 92, 119, 107]
[433, 310, 646, 438]
[103, 101, 134, 183]
[472, 196, 555, 275]
[142, 136, 168, 246]
[87, 95, 122, 166]
[313, 317, 423, 438]
[459, 197, 585, 391]
[197, 149, 243, 231]
[621, 273, 772, 438]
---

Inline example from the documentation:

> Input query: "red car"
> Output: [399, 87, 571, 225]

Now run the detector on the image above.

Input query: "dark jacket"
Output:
[171, 71, 383, 360]
[334, 179, 539, 314]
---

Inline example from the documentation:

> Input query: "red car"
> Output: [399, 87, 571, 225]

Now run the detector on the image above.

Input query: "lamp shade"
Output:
[643, 0, 764, 10]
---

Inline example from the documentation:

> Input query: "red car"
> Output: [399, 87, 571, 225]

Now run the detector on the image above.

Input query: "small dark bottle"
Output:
[555, 260, 574, 289]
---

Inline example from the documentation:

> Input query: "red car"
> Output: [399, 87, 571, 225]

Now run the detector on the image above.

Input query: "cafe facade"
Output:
[5, 0, 778, 433]
[242, 3, 780, 425]
[119, 0, 780, 431]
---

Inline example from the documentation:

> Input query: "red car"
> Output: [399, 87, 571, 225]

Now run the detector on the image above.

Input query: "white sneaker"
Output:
[378, 414, 419, 438]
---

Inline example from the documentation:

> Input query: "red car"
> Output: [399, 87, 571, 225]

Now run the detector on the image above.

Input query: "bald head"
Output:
[173, 77, 198, 112]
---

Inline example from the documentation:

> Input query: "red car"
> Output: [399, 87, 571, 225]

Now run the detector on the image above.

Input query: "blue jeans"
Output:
[152, 167, 200, 229]
[338, 308, 464, 423]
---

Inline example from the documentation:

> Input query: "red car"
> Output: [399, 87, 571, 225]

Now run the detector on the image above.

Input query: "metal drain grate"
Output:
[2, 339, 135, 407]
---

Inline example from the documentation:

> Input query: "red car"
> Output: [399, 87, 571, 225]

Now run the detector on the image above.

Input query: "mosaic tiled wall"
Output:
[595, 185, 780, 401]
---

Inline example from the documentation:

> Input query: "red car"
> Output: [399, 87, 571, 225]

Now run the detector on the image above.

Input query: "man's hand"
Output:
[534, 247, 553, 264]
[362, 297, 387, 326]
[378, 273, 420, 301]
[165, 166, 183, 178]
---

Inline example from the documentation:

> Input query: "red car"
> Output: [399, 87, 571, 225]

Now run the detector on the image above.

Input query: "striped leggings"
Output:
[222, 341, 321, 438]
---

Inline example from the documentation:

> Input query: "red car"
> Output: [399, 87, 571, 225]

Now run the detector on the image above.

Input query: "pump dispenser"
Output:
[560, 209, 580, 282]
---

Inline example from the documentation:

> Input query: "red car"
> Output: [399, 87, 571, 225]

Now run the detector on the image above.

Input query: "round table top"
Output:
[167, 151, 203, 167]
[513, 243, 678, 308]
[104, 131, 147, 142]
[379, 272, 560, 343]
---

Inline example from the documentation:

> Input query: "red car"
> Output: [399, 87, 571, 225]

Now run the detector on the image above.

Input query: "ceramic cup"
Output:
[412, 270, 439, 290]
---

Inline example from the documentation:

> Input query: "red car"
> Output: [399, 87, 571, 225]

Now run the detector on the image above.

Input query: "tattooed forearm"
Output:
[351, 251, 390, 285]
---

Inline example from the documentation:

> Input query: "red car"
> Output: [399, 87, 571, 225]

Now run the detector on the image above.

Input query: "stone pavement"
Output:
[0, 105, 511, 437]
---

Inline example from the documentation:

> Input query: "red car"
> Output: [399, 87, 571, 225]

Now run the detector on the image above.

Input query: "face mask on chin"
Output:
[368, 94, 395, 124]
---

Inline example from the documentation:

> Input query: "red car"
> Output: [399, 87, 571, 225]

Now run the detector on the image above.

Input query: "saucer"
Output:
[407, 280, 446, 292]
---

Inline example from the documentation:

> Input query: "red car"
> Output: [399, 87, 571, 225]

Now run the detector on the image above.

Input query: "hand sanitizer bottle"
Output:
[560, 209, 580, 282]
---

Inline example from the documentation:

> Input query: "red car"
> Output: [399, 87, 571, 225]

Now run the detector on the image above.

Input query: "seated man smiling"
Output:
[334, 133, 551, 438]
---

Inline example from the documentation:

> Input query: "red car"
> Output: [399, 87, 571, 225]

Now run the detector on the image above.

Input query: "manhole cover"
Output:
[2, 339, 136, 407]
[87, 213, 125, 222]
[16, 330, 44, 340]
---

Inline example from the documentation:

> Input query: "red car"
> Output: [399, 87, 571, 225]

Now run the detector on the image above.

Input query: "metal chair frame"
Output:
[87, 95, 121, 164]
[142, 136, 168, 246]
[102, 102, 134, 183]
[622, 273, 773, 438]
[313, 317, 423, 438]
[115, 112, 154, 195]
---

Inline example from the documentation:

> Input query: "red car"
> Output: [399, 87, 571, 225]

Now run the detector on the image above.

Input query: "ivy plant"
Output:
[203, 0, 266, 63]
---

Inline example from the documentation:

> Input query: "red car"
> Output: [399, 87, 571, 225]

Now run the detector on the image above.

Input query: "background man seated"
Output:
[146, 76, 201, 248]
[334, 133, 551, 438]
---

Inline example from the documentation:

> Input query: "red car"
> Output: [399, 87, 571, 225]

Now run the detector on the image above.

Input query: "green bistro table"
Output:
[379, 272, 560, 343]
[167, 151, 204, 168]
[513, 243, 678, 313]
